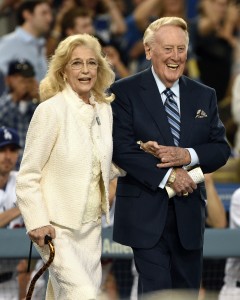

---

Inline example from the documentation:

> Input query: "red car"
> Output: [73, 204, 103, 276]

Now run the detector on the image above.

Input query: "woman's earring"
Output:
[63, 74, 67, 82]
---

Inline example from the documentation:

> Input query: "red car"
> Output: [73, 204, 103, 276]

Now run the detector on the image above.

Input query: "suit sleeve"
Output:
[192, 89, 231, 173]
[16, 102, 59, 232]
[111, 83, 169, 191]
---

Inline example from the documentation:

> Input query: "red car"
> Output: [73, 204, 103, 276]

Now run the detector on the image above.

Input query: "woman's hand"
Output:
[140, 141, 160, 156]
[28, 225, 56, 247]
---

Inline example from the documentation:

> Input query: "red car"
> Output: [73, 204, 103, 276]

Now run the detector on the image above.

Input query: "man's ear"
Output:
[144, 44, 151, 60]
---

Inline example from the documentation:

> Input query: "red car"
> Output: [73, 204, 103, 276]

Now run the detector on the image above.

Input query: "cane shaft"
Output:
[26, 241, 55, 300]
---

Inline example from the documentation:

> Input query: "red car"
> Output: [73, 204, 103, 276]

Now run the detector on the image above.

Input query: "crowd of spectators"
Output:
[0, 0, 240, 299]
[0, 0, 239, 149]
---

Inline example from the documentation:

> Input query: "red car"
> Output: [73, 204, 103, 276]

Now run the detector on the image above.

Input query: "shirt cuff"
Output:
[185, 148, 199, 167]
[159, 168, 172, 189]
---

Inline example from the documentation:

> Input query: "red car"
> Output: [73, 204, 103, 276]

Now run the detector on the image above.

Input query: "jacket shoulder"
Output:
[111, 68, 150, 90]
[181, 75, 215, 93]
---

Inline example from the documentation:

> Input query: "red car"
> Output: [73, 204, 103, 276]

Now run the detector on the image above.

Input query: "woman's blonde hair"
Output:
[143, 17, 189, 47]
[39, 34, 115, 103]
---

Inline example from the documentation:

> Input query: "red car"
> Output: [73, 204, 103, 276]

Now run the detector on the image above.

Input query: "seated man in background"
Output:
[0, 126, 23, 300]
[0, 59, 39, 169]
[0, 126, 45, 300]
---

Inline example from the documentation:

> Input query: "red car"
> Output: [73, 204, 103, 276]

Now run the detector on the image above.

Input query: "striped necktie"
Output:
[163, 88, 180, 146]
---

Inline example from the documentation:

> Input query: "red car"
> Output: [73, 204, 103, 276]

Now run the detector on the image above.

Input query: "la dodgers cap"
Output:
[7, 59, 35, 78]
[0, 127, 21, 149]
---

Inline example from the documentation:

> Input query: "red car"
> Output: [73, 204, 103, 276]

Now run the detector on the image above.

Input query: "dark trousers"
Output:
[132, 203, 203, 298]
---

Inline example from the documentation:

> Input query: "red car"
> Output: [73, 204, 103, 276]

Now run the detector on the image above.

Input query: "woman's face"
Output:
[64, 45, 98, 102]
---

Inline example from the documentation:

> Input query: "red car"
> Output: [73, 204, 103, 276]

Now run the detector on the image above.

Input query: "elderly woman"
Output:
[16, 34, 121, 299]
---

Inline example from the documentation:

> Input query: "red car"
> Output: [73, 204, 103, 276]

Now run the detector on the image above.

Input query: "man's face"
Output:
[70, 16, 95, 35]
[30, 3, 53, 36]
[145, 25, 188, 87]
[0, 145, 19, 176]
[7, 75, 38, 101]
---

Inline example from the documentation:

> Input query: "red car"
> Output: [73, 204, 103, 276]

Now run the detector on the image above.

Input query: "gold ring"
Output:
[183, 192, 189, 197]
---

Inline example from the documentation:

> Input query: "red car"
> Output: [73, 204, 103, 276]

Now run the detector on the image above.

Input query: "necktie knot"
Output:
[163, 88, 174, 99]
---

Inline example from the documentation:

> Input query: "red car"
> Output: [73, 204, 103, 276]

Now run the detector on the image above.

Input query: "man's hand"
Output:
[29, 225, 55, 247]
[140, 141, 191, 167]
[170, 168, 197, 196]
[155, 145, 191, 167]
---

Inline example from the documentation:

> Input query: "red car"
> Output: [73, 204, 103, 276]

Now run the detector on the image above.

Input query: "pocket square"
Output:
[195, 109, 207, 118]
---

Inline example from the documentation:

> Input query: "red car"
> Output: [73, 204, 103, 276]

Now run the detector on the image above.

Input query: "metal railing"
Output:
[1, 228, 240, 259]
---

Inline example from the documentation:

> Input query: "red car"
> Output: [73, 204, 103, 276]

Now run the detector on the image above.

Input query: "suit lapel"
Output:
[139, 71, 198, 147]
[139, 69, 175, 146]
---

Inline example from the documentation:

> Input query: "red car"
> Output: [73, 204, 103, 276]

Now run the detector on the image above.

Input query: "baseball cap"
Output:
[7, 59, 35, 78]
[0, 127, 21, 149]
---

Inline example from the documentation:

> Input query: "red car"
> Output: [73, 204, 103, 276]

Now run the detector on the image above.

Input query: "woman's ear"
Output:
[63, 74, 67, 82]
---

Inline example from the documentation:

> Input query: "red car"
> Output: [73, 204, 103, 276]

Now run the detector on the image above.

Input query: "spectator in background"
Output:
[218, 187, 240, 300]
[118, 0, 187, 73]
[0, 71, 5, 97]
[60, 7, 95, 37]
[0, 59, 39, 170]
[48, 6, 130, 79]
[0, 0, 22, 35]
[79, 0, 126, 43]
[0, 126, 23, 300]
[47, 6, 95, 56]
[204, 173, 227, 229]
[46, 0, 83, 56]
[200, 173, 228, 299]
[118, 0, 161, 72]
[0, 0, 53, 83]
[97, 36, 130, 80]
[189, 0, 239, 103]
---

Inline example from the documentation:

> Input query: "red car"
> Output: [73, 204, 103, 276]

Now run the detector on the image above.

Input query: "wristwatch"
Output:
[167, 169, 176, 186]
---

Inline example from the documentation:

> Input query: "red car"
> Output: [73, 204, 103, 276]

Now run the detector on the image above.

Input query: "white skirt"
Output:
[35, 218, 102, 300]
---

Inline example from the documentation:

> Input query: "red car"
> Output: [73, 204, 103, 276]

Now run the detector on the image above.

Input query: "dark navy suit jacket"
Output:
[110, 68, 231, 250]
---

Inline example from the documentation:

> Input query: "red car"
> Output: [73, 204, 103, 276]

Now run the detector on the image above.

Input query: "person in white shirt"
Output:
[218, 188, 240, 300]
[0, 0, 53, 82]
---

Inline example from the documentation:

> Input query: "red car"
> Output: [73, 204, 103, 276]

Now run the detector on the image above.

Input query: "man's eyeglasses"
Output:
[68, 59, 98, 71]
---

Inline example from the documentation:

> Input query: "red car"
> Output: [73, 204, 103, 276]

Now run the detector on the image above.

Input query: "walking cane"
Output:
[26, 235, 55, 300]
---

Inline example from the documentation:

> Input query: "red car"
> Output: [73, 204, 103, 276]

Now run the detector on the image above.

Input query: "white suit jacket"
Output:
[16, 86, 120, 232]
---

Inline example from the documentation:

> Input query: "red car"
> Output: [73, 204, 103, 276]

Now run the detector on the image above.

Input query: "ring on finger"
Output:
[183, 192, 189, 197]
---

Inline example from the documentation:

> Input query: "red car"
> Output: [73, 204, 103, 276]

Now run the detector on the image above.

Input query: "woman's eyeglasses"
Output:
[68, 59, 98, 71]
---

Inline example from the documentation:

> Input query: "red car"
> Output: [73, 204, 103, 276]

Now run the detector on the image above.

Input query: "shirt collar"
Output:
[151, 66, 179, 98]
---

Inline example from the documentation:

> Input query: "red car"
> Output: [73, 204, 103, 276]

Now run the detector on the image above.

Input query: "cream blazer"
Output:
[16, 86, 121, 232]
